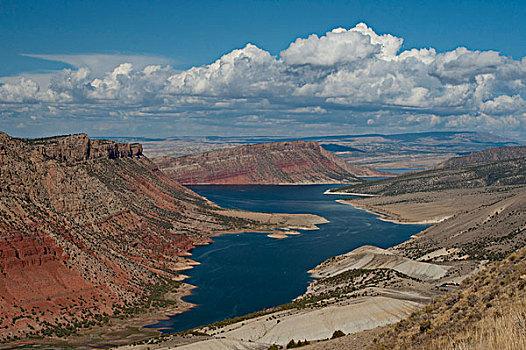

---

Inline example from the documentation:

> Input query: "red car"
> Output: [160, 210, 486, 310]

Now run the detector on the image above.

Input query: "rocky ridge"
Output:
[154, 141, 387, 185]
[30, 133, 143, 163]
[0, 132, 275, 342]
[433, 145, 526, 170]
[331, 156, 526, 196]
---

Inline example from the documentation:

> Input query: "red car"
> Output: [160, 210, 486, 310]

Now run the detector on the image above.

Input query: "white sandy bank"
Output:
[217, 296, 420, 345]
[310, 245, 450, 281]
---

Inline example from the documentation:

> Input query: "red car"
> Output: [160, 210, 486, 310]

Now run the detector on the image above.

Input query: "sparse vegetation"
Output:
[369, 248, 526, 349]
[331, 330, 345, 339]
[286, 339, 310, 348]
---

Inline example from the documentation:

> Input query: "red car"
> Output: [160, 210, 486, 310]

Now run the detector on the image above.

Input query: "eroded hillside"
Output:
[0, 132, 322, 343]
[154, 141, 386, 185]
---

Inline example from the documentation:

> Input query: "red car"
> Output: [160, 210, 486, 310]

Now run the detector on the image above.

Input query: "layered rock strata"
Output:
[154, 141, 386, 185]
[0, 132, 263, 341]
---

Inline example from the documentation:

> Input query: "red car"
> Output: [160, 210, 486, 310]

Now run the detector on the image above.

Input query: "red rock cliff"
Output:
[31, 133, 142, 162]
[154, 140, 384, 184]
[0, 131, 252, 341]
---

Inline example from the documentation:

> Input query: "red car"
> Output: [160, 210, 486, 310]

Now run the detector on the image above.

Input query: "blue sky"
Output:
[2, 0, 525, 74]
[1, 0, 525, 139]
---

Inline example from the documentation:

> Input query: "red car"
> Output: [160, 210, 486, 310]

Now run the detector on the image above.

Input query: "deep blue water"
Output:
[149, 185, 426, 333]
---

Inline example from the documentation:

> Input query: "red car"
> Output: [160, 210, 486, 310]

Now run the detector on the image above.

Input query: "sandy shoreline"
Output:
[336, 199, 449, 225]
[79, 208, 331, 346]
[107, 193, 433, 346]
[323, 190, 378, 196]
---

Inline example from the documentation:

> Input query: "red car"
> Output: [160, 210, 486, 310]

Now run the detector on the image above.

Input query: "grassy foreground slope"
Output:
[368, 248, 526, 350]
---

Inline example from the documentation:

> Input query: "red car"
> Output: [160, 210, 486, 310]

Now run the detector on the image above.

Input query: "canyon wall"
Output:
[28, 133, 143, 163]
[0, 131, 255, 341]
[155, 141, 386, 185]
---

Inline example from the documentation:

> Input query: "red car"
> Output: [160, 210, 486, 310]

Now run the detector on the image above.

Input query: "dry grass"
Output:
[437, 298, 526, 350]
[368, 248, 526, 350]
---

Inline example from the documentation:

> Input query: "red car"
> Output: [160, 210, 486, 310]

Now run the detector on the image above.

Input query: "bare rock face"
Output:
[32, 133, 143, 163]
[154, 141, 385, 185]
[0, 132, 251, 340]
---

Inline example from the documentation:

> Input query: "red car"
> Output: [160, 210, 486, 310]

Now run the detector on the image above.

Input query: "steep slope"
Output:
[433, 145, 526, 169]
[154, 141, 385, 185]
[368, 248, 526, 350]
[331, 156, 526, 196]
[0, 132, 281, 342]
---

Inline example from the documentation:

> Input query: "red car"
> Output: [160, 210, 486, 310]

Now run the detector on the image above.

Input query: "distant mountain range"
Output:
[153, 140, 389, 185]
[106, 131, 522, 170]
[106, 131, 522, 146]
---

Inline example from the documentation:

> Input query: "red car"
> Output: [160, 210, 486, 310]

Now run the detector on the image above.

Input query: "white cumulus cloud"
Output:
[1, 23, 525, 138]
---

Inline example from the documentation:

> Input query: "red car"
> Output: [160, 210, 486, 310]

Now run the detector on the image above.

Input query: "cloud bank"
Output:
[1, 23, 525, 138]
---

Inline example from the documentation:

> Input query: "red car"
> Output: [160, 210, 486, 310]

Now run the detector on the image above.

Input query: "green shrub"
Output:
[286, 339, 310, 348]
[331, 330, 345, 338]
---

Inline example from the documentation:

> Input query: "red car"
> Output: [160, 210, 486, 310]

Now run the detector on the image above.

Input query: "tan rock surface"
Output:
[216, 297, 420, 346]
[309, 245, 451, 281]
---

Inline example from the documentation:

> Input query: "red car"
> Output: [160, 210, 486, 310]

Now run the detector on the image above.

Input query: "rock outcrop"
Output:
[0, 132, 262, 341]
[154, 141, 387, 185]
[28, 133, 143, 163]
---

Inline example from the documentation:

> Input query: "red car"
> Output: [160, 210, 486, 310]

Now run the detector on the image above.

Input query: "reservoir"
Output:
[149, 185, 426, 333]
